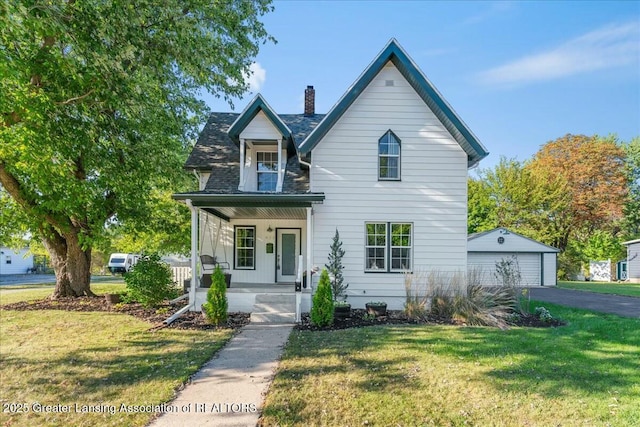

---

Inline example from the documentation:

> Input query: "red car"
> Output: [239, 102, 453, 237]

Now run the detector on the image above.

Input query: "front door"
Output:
[277, 229, 300, 283]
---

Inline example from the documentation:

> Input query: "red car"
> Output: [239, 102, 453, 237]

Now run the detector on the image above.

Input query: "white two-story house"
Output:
[174, 39, 489, 318]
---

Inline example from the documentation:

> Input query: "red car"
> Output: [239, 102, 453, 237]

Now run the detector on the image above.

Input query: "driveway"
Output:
[0, 274, 56, 286]
[528, 287, 640, 318]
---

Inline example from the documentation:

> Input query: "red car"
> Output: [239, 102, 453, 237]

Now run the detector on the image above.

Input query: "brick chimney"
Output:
[304, 85, 315, 116]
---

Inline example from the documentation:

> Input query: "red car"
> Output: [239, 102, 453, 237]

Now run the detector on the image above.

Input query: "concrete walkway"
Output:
[149, 323, 293, 427]
[528, 287, 640, 318]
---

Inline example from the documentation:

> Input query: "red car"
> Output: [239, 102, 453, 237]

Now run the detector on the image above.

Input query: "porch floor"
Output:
[217, 283, 296, 294]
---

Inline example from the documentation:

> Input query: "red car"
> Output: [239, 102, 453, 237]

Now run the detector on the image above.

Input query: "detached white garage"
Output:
[622, 239, 640, 283]
[468, 228, 559, 286]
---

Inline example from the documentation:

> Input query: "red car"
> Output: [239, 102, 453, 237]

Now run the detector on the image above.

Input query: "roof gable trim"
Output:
[298, 38, 489, 167]
[228, 94, 293, 144]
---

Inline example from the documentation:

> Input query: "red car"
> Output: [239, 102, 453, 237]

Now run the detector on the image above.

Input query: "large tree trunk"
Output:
[42, 230, 95, 298]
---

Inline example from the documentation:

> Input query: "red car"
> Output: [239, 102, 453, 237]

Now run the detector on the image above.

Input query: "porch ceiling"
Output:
[203, 206, 307, 220]
[173, 192, 324, 221]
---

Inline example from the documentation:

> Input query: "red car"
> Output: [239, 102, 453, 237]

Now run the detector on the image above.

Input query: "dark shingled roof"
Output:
[185, 112, 325, 194]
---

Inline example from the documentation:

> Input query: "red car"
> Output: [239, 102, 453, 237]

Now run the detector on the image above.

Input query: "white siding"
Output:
[200, 215, 306, 284]
[627, 242, 640, 283]
[310, 62, 468, 309]
[468, 252, 541, 286]
[239, 111, 282, 140]
[0, 248, 34, 275]
[542, 253, 557, 286]
[198, 172, 210, 191]
[237, 112, 287, 192]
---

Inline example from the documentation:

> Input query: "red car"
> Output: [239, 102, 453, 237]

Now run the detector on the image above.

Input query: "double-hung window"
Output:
[378, 130, 401, 180]
[234, 226, 255, 269]
[365, 222, 412, 272]
[257, 152, 278, 191]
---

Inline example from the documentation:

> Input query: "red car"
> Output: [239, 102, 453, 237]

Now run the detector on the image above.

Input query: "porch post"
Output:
[239, 138, 245, 190]
[306, 207, 313, 289]
[276, 137, 283, 192]
[186, 199, 199, 310]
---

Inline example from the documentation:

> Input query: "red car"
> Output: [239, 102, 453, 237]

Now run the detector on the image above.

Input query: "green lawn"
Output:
[558, 280, 640, 297]
[262, 303, 640, 426]
[0, 292, 234, 427]
[0, 282, 127, 305]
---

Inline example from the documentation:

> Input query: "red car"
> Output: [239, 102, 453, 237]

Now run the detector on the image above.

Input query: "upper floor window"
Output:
[378, 130, 401, 180]
[257, 152, 278, 191]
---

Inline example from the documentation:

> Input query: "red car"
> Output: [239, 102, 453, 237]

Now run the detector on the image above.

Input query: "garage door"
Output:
[468, 252, 541, 286]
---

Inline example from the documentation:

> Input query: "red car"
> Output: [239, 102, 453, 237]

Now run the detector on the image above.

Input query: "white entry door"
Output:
[277, 229, 300, 283]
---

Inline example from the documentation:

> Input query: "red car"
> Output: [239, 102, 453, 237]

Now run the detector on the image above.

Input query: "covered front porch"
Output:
[174, 193, 324, 320]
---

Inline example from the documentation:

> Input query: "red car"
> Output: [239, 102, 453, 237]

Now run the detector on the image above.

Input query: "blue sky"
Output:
[202, 0, 640, 170]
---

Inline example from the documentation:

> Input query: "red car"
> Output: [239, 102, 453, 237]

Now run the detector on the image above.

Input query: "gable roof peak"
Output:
[227, 93, 292, 144]
[298, 38, 489, 168]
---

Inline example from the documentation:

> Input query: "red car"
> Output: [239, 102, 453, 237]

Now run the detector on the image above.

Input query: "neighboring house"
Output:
[622, 239, 640, 283]
[174, 39, 489, 316]
[467, 228, 559, 286]
[0, 247, 34, 275]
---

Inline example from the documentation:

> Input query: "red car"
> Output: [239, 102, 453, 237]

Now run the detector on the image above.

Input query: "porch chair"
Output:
[200, 254, 230, 275]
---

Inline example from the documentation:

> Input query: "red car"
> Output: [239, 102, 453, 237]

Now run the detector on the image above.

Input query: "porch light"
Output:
[267, 225, 273, 233]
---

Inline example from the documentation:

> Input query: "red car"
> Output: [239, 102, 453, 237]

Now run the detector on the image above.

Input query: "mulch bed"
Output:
[296, 308, 565, 331]
[1, 297, 564, 331]
[1, 296, 250, 330]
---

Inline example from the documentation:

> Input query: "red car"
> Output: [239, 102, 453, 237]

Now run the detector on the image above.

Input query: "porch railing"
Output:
[172, 267, 191, 286]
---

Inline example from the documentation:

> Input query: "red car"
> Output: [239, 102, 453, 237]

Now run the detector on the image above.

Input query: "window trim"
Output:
[378, 130, 401, 181]
[234, 225, 256, 270]
[256, 151, 278, 192]
[364, 222, 413, 273]
[365, 222, 388, 272]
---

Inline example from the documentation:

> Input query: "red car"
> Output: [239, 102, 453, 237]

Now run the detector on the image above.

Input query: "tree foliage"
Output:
[469, 134, 634, 279]
[0, 1, 274, 297]
[467, 177, 496, 234]
[622, 137, 640, 239]
[472, 157, 569, 248]
[529, 134, 627, 238]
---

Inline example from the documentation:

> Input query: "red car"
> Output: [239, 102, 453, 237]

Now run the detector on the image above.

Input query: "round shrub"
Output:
[124, 254, 178, 308]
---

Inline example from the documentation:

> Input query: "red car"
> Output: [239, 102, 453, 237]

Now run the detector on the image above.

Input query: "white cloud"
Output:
[245, 62, 266, 92]
[479, 22, 640, 87]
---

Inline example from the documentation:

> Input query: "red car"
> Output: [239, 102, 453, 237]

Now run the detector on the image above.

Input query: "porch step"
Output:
[250, 294, 296, 324]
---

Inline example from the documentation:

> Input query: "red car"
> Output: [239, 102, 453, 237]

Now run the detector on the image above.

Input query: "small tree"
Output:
[124, 254, 178, 308]
[202, 265, 228, 325]
[311, 269, 334, 327]
[494, 255, 522, 288]
[326, 229, 348, 301]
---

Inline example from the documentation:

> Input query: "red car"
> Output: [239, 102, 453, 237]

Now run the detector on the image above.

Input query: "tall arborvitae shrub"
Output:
[326, 229, 348, 301]
[202, 265, 228, 325]
[311, 269, 334, 327]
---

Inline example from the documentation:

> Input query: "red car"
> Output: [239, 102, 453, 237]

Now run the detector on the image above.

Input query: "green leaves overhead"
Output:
[0, 0, 274, 295]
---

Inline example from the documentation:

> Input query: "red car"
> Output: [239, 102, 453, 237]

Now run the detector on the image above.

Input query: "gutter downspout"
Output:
[298, 153, 311, 169]
[186, 199, 198, 311]
[163, 304, 191, 325]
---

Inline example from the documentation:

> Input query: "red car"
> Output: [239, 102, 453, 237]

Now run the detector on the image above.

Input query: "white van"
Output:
[108, 253, 140, 274]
